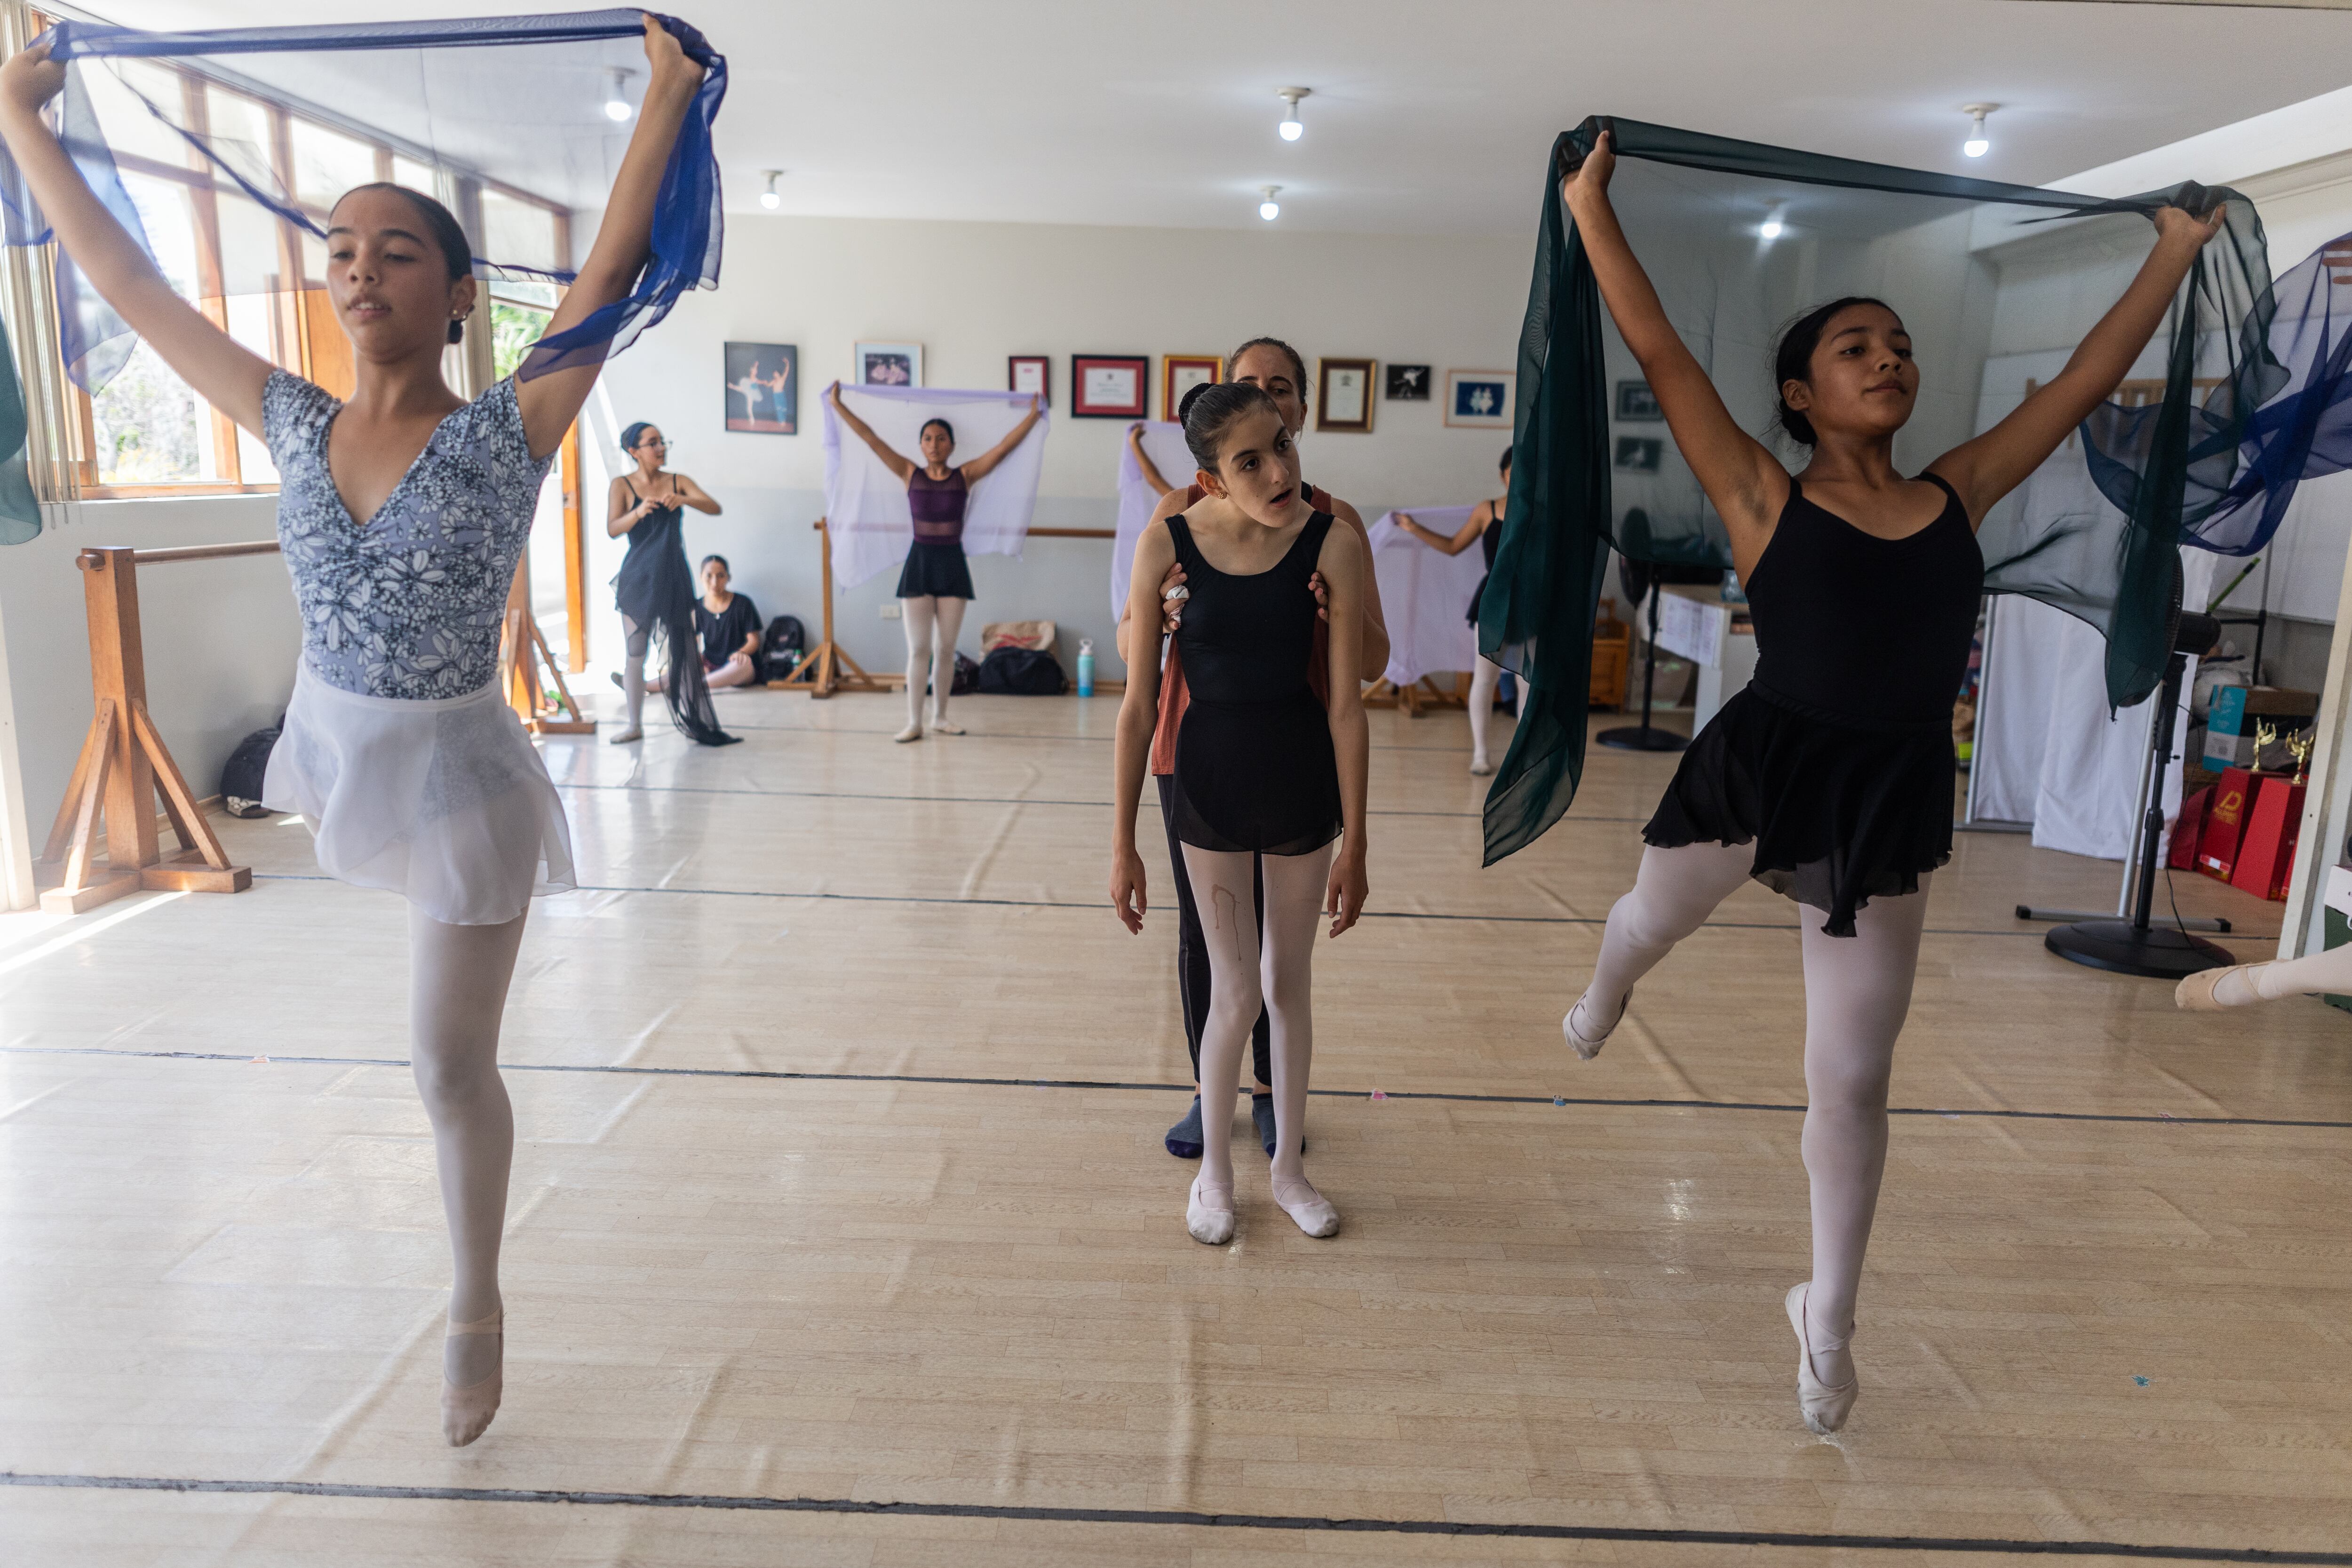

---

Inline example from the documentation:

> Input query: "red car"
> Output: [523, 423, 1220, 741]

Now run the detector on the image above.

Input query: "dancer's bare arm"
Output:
[670, 471, 722, 516]
[0, 43, 271, 433]
[1305, 500, 1389, 679]
[519, 16, 703, 459]
[1318, 526, 1370, 937]
[1128, 423, 1177, 497]
[1928, 203, 2225, 525]
[1118, 485, 1192, 665]
[1563, 132, 1787, 569]
[959, 395, 1044, 482]
[1399, 503, 1489, 556]
[826, 383, 914, 481]
[1111, 525, 1176, 933]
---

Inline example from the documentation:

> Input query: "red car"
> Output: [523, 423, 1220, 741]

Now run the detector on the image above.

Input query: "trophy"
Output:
[2254, 718, 2279, 773]
[2288, 727, 2314, 788]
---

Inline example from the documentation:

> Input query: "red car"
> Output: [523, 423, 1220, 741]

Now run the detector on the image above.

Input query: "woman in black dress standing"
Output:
[1396, 444, 1513, 774]
[1558, 132, 2222, 1434]
[609, 419, 734, 746]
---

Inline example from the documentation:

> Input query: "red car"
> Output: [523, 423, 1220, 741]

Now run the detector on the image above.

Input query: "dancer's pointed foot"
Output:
[1562, 985, 1629, 1060]
[441, 1307, 504, 1448]
[1186, 1175, 1235, 1244]
[1166, 1094, 1204, 1159]
[930, 716, 965, 735]
[2175, 960, 2276, 1011]
[607, 727, 643, 745]
[1271, 1173, 1339, 1238]
[893, 723, 923, 743]
[1785, 1283, 1858, 1435]
[1470, 758, 1494, 776]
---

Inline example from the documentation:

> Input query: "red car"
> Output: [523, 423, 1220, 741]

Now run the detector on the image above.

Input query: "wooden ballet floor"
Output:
[1, 689, 2347, 1567]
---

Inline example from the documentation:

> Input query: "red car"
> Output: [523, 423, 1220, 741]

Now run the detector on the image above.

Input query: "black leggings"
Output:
[1159, 775, 1273, 1087]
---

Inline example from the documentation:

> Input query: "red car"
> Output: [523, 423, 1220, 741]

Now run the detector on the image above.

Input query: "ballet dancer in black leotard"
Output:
[609, 420, 735, 747]
[1558, 131, 2224, 1434]
[1112, 382, 1370, 1246]
[1397, 444, 1514, 774]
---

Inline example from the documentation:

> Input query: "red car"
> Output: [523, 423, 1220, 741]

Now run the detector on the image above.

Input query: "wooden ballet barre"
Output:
[96, 539, 282, 566]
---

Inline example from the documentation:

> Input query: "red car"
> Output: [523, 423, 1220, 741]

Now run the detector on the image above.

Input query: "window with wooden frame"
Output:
[46, 30, 570, 498]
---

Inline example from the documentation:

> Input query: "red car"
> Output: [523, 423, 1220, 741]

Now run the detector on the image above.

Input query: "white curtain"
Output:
[1366, 506, 1485, 687]
[821, 385, 1049, 588]
[1111, 420, 1192, 616]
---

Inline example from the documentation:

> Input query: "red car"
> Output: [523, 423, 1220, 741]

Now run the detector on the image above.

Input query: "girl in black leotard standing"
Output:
[1557, 132, 2224, 1435]
[1111, 382, 1370, 1248]
[609, 420, 735, 747]
[1397, 444, 1513, 775]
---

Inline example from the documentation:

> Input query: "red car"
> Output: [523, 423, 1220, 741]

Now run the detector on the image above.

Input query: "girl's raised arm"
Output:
[517, 14, 707, 458]
[1128, 424, 1176, 499]
[0, 43, 271, 433]
[1563, 132, 1787, 552]
[1399, 504, 1488, 556]
[826, 382, 914, 481]
[959, 395, 1043, 483]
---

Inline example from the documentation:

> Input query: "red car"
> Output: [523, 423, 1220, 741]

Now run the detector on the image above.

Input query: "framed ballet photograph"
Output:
[1385, 363, 1430, 400]
[854, 341, 922, 388]
[1444, 369, 1515, 429]
[1008, 355, 1051, 406]
[1162, 354, 1221, 418]
[1316, 358, 1375, 433]
[724, 342, 796, 435]
[1614, 435, 1664, 472]
[1071, 354, 1149, 419]
[1616, 379, 1663, 421]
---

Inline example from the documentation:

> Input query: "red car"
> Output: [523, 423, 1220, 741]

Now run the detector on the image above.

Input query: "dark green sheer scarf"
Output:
[1479, 116, 2276, 864]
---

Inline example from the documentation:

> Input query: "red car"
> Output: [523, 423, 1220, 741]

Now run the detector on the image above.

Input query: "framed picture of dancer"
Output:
[1445, 369, 1515, 429]
[1317, 358, 1375, 433]
[1163, 354, 1221, 417]
[1071, 354, 1149, 419]
[854, 341, 922, 388]
[723, 342, 796, 435]
[1009, 355, 1051, 406]
[1385, 364, 1430, 400]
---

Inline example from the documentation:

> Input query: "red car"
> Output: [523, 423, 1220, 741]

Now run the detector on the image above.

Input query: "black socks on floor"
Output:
[1166, 1095, 1204, 1159]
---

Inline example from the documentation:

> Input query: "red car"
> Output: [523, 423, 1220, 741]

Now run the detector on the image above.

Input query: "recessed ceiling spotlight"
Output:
[1259, 185, 1282, 221]
[1759, 215, 1784, 240]
[1277, 86, 1310, 142]
[1962, 102, 1998, 159]
[604, 67, 635, 122]
[759, 169, 783, 211]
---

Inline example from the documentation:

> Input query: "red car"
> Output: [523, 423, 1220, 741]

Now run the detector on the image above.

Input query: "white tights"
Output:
[1580, 840, 1929, 1388]
[1182, 842, 1332, 1191]
[1467, 656, 1507, 769]
[2217, 943, 2352, 1003]
[621, 619, 656, 731]
[902, 595, 967, 730]
[409, 904, 529, 1385]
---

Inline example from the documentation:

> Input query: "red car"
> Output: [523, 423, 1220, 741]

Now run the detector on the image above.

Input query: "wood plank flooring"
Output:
[1, 688, 2346, 1567]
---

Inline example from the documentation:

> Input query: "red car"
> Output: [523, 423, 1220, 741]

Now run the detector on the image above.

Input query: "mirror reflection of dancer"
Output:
[1559, 132, 2224, 1435]
[1111, 382, 1370, 1244]
[1395, 444, 1515, 775]
[0, 15, 712, 1446]
[608, 420, 735, 746]
[1120, 339, 1390, 1162]
[828, 384, 1043, 741]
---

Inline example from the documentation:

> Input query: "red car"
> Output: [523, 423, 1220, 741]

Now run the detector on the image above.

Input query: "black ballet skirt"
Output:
[1168, 509, 1343, 857]
[1644, 473, 1981, 937]
[1467, 504, 1501, 625]
[895, 540, 975, 599]
[610, 481, 736, 747]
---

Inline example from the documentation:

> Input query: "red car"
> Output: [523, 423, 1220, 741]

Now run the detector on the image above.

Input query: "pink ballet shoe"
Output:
[1785, 1283, 1857, 1435]
[1562, 986, 1629, 1060]
[1186, 1176, 1235, 1245]
[2175, 961, 2274, 1011]
[441, 1307, 503, 1448]
[1271, 1174, 1340, 1238]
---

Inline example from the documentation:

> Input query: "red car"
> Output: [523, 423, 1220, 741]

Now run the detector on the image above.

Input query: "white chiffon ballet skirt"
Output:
[262, 663, 575, 925]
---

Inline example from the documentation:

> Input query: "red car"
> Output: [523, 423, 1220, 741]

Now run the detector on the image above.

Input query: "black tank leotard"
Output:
[1467, 499, 1503, 626]
[1644, 472, 1982, 936]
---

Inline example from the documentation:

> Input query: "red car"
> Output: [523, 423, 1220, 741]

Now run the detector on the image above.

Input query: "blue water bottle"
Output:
[1076, 637, 1095, 697]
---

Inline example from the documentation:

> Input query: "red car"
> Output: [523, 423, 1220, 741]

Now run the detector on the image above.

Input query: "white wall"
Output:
[590, 214, 1534, 681]
[0, 494, 300, 907]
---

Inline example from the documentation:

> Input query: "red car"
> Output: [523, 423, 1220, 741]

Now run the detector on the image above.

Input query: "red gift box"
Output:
[2195, 766, 2257, 882]
[2170, 786, 2212, 871]
[2229, 775, 2305, 902]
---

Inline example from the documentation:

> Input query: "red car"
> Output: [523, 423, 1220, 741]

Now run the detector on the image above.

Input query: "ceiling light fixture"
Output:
[1259, 185, 1281, 221]
[759, 169, 782, 211]
[1277, 86, 1310, 142]
[1759, 215, 1784, 240]
[1962, 102, 1997, 159]
[604, 67, 635, 122]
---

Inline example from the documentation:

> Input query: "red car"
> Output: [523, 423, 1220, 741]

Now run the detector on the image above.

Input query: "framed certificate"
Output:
[1162, 354, 1221, 420]
[1316, 357, 1374, 433]
[1071, 354, 1149, 419]
[1009, 355, 1051, 405]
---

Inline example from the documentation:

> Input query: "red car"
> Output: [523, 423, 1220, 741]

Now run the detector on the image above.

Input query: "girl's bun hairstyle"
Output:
[1176, 380, 1215, 426]
[1181, 381, 1279, 471]
[620, 421, 654, 454]
[1772, 295, 1895, 447]
[336, 182, 476, 342]
[919, 417, 955, 445]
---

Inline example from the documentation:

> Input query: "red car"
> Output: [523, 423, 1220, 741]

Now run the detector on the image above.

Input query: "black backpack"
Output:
[763, 614, 807, 677]
[977, 646, 1066, 696]
[221, 720, 281, 818]
[950, 653, 981, 695]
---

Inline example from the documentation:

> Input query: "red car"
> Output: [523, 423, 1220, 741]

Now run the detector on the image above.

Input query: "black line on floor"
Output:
[247, 873, 2150, 940]
[12, 1045, 2343, 1130]
[550, 779, 1576, 821]
[647, 720, 1522, 754]
[0, 1473, 2337, 1561]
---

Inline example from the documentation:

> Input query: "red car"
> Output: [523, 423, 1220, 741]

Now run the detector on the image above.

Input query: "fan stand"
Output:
[2044, 614, 2233, 979]
[1598, 583, 1688, 753]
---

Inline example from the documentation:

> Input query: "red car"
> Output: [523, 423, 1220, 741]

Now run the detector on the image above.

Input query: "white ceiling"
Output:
[87, 0, 2352, 235]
